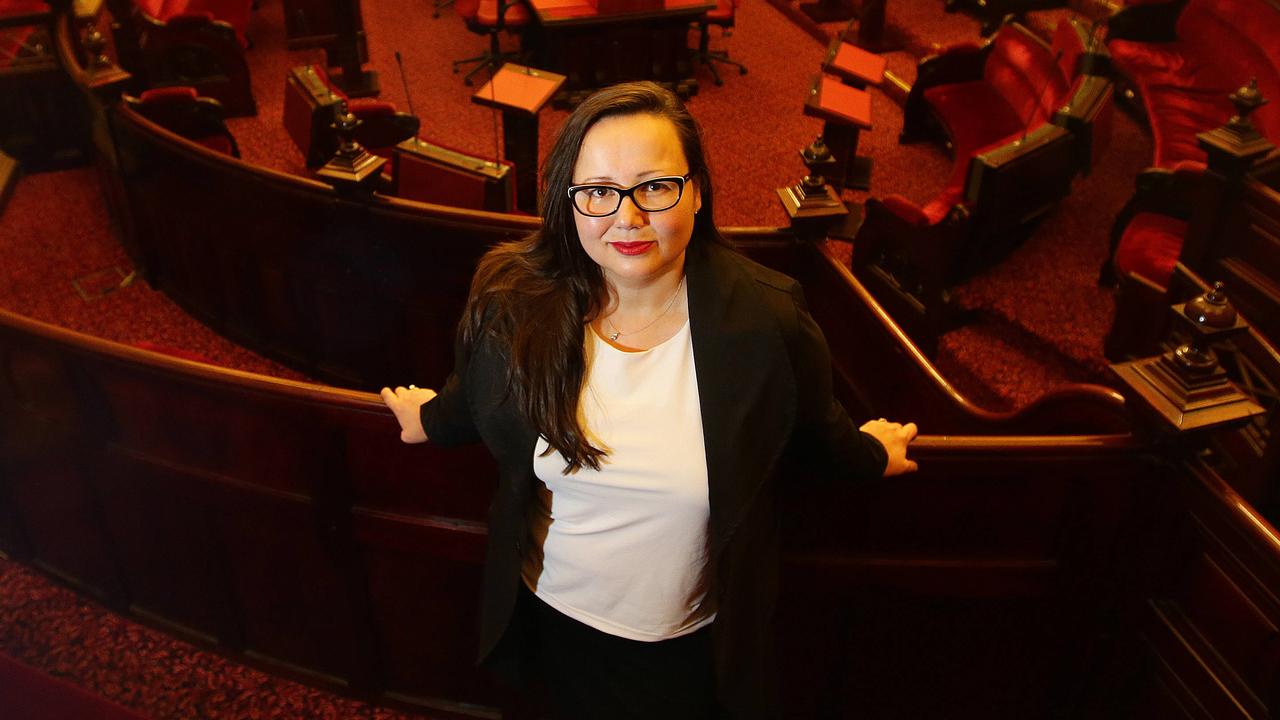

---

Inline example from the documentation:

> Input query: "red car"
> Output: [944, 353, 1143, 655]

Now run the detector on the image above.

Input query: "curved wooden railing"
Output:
[0, 304, 1156, 718]
[108, 101, 1131, 435]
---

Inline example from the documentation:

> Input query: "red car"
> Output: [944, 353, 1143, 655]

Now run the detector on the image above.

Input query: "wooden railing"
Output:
[0, 305, 1159, 718]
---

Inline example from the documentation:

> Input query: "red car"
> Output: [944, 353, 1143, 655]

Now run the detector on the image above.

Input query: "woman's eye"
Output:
[591, 188, 614, 198]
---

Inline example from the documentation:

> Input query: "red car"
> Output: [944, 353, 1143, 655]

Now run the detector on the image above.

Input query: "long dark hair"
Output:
[459, 81, 727, 472]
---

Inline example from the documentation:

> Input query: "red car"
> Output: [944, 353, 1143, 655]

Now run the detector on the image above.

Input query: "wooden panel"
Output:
[92, 448, 237, 644]
[110, 104, 535, 391]
[1141, 599, 1262, 719]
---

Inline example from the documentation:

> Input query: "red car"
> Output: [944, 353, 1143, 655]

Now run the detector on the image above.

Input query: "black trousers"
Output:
[518, 585, 718, 720]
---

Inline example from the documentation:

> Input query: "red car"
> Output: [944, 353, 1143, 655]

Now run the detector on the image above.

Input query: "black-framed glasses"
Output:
[566, 174, 692, 217]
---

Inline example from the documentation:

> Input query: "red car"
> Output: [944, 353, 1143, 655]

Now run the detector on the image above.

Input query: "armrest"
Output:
[1052, 74, 1115, 176]
[1054, 75, 1112, 125]
[879, 194, 932, 227]
[352, 108, 420, 152]
[1105, 0, 1187, 43]
[900, 40, 994, 144]
[965, 123, 1075, 223]
[1129, 162, 1205, 218]
[1104, 162, 1204, 283]
[0, 1, 48, 29]
[914, 42, 991, 92]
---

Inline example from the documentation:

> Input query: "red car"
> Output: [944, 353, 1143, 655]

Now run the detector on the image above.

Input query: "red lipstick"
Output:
[610, 241, 655, 256]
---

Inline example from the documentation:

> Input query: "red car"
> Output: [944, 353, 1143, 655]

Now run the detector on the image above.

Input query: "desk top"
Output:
[804, 75, 872, 128]
[823, 38, 887, 86]
[528, 0, 714, 25]
[471, 64, 567, 115]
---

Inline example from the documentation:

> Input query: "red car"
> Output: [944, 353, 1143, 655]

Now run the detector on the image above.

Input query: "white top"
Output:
[522, 319, 715, 641]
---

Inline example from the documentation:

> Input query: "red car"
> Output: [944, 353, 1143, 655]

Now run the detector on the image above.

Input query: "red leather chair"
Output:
[131, 0, 258, 116]
[124, 86, 240, 157]
[1103, 0, 1280, 289]
[452, 0, 530, 86]
[693, 0, 746, 86]
[853, 18, 1113, 354]
[133, 0, 254, 48]
[0, 0, 48, 69]
[283, 64, 420, 168]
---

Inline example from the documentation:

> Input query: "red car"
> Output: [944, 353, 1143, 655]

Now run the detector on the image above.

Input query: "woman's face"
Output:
[570, 113, 701, 291]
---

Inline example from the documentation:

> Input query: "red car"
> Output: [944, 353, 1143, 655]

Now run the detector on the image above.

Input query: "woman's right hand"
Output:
[380, 385, 438, 443]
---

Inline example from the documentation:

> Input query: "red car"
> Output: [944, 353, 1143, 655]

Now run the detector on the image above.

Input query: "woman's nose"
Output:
[613, 195, 647, 228]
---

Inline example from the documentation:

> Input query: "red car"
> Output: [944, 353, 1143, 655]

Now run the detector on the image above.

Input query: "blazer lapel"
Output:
[685, 243, 797, 561]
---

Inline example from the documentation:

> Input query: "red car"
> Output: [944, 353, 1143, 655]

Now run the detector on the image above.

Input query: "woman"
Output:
[382, 81, 917, 719]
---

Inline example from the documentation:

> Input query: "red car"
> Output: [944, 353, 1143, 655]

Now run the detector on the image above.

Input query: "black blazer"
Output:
[421, 240, 886, 719]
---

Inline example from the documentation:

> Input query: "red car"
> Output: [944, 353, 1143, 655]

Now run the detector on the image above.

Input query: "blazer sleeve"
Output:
[785, 282, 888, 482]
[419, 333, 483, 447]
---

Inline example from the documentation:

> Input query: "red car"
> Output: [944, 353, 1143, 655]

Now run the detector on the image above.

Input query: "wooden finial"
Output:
[1111, 282, 1264, 434]
[315, 103, 386, 192]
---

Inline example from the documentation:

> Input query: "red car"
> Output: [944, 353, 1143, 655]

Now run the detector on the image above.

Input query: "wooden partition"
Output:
[0, 308, 503, 716]
[12, 296, 1277, 719]
[110, 102, 538, 392]
[0, 304, 1166, 718]
[108, 101, 1132, 435]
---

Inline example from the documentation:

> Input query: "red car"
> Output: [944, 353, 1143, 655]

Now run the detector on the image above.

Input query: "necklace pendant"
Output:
[608, 331, 620, 341]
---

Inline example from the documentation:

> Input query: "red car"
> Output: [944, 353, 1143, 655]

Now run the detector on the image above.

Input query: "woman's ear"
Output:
[694, 181, 703, 214]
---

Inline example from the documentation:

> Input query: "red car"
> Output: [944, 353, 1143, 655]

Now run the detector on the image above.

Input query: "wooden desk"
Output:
[524, 0, 715, 105]
[822, 37, 886, 89]
[799, 0, 896, 52]
[281, 0, 376, 96]
[803, 74, 873, 190]
[471, 64, 566, 214]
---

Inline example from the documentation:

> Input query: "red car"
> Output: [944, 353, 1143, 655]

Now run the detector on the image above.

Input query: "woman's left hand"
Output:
[859, 418, 919, 476]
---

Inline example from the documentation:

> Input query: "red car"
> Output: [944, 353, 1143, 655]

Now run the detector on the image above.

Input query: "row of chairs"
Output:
[445, 0, 745, 87]
[850, 17, 1114, 355]
[126, 67, 518, 214]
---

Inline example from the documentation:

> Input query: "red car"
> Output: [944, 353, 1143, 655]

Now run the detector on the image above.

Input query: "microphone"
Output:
[393, 51, 418, 123]
[1019, 48, 1065, 145]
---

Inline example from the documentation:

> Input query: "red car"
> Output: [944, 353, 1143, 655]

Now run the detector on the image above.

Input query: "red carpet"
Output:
[0, 554, 438, 718]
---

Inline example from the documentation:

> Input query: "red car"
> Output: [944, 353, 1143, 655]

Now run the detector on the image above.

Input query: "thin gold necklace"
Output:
[605, 276, 685, 342]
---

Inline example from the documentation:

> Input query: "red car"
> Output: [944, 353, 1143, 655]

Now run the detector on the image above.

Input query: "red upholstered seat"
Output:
[1113, 211, 1190, 287]
[284, 64, 419, 166]
[454, 0, 529, 85]
[1103, 0, 1279, 290]
[1108, 0, 1280, 167]
[921, 22, 1071, 160]
[855, 17, 1112, 353]
[900, 19, 1090, 226]
[693, 0, 744, 85]
[476, 0, 529, 25]
[0, 0, 47, 14]
[922, 81, 1023, 157]
[128, 86, 240, 157]
[135, 0, 254, 48]
[707, 0, 735, 23]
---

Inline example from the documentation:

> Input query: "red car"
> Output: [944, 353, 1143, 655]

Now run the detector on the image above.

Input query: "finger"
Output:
[380, 387, 395, 404]
[905, 459, 919, 473]
[902, 422, 918, 441]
